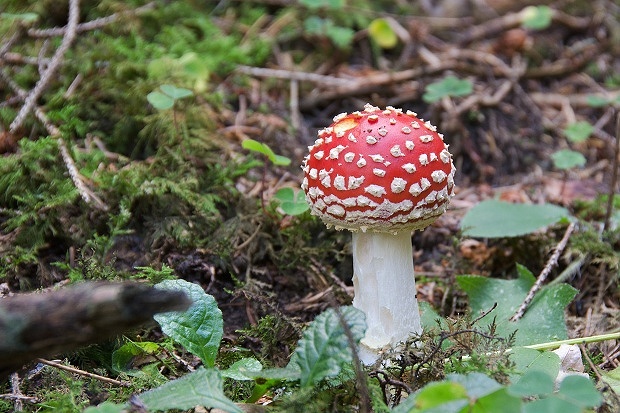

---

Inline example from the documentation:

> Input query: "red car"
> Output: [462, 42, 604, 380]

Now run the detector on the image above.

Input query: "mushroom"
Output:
[301, 104, 456, 363]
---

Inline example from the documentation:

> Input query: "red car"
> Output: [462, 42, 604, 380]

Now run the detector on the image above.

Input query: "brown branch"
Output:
[26, 2, 157, 38]
[9, 0, 80, 132]
[511, 222, 576, 322]
[37, 358, 129, 387]
[0, 282, 191, 380]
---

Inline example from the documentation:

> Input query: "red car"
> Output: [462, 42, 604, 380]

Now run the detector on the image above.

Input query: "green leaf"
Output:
[509, 370, 555, 397]
[392, 381, 469, 413]
[147, 91, 174, 110]
[221, 358, 263, 380]
[510, 347, 560, 381]
[558, 375, 603, 408]
[551, 149, 586, 170]
[326, 25, 355, 49]
[460, 200, 570, 238]
[139, 368, 242, 413]
[160, 84, 193, 100]
[423, 76, 473, 103]
[457, 264, 577, 345]
[523, 397, 581, 413]
[585, 95, 611, 107]
[0, 12, 39, 23]
[521, 6, 553, 30]
[295, 306, 366, 387]
[368, 18, 398, 49]
[272, 154, 292, 166]
[274, 187, 309, 215]
[449, 372, 503, 398]
[564, 121, 594, 143]
[111, 341, 160, 376]
[600, 366, 620, 396]
[470, 388, 522, 413]
[83, 402, 127, 413]
[299, 0, 344, 10]
[154, 279, 223, 367]
[242, 139, 291, 166]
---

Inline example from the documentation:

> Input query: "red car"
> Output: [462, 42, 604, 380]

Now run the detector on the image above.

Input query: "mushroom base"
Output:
[352, 231, 422, 364]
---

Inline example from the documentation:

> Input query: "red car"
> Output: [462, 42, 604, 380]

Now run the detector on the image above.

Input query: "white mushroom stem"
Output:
[351, 230, 422, 364]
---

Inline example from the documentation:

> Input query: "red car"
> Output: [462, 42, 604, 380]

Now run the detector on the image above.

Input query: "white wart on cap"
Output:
[301, 104, 456, 233]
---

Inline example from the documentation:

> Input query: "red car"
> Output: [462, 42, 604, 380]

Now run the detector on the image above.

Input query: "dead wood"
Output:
[0, 282, 190, 380]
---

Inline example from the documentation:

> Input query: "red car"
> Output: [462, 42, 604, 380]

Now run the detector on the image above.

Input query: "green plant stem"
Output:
[451, 332, 620, 364]
[516, 331, 620, 351]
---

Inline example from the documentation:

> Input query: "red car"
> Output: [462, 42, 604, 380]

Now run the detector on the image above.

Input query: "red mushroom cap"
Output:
[301, 104, 456, 233]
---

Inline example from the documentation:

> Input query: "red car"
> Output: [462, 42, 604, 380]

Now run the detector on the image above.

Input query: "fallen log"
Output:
[0, 282, 190, 380]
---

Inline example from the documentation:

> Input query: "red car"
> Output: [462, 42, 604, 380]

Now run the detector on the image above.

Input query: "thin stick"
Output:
[9, 0, 80, 132]
[604, 112, 620, 232]
[10, 373, 23, 411]
[37, 359, 129, 387]
[26, 2, 156, 38]
[510, 222, 576, 322]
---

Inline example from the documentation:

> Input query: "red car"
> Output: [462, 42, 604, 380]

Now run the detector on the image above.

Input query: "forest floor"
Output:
[0, 0, 619, 412]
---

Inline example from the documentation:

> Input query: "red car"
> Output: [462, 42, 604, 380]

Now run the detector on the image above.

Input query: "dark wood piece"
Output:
[0, 282, 190, 380]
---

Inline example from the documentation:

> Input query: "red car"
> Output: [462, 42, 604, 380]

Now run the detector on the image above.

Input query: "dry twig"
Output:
[511, 222, 576, 322]
[9, 0, 80, 133]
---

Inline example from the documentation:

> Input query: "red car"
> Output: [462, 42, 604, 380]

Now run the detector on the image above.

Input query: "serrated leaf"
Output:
[160, 84, 193, 99]
[368, 18, 398, 49]
[460, 200, 570, 238]
[138, 368, 242, 413]
[551, 149, 586, 170]
[294, 306, 366, 387]
[521, 6, 553, 30]
[564, 121, 593, 142]
[457, 264, 577, 345]
[147, 91, 174, 110]
[274, 187, 309, 215]
[423, 76, 473, 103]
[154, 279, 223, 367]
[221, 358, 263, 380]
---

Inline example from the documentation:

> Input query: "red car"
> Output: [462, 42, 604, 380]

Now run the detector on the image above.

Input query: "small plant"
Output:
[368, 18, 398, 49]
[242, 138, 309, 216]
[551, 148, 586, 170]
[423, 76, 473, 103]
[520, 5, 553, 30]
[147, 84, 193, 111]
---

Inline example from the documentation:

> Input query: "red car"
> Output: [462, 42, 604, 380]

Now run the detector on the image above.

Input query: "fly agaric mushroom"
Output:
[301, 103, 456, 363]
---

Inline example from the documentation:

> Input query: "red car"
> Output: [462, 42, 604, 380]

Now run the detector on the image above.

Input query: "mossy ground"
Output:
[0, 0, 619, 411]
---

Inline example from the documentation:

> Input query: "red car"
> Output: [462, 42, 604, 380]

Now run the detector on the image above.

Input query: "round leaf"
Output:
[563, 121, 593, 143]
[147, 91, 174, 110]
[521, 6, 553, 30]
[551, 149, 586, 170]
[423, 76, 473, 103]
[160, 84, 193, 100]
[368, 18, 398, 49]
[461, 200, 571, 238]
[274, 188, 309, 215]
